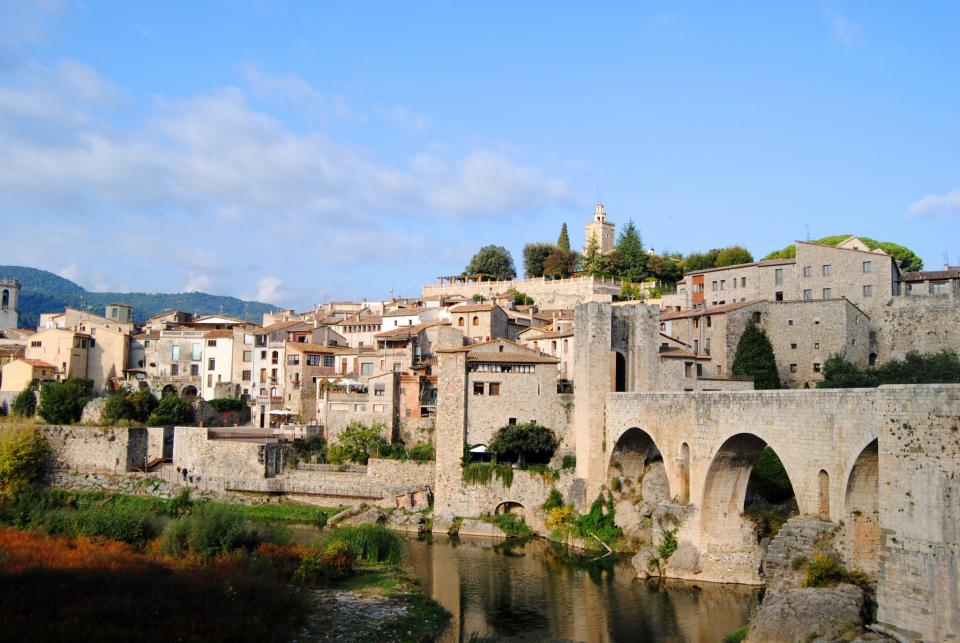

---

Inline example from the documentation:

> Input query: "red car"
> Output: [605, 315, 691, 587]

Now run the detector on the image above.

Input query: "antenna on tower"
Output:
[595, 179, 601, 204]
[805, 225, 811, 241]
[945, 251, 951, 270]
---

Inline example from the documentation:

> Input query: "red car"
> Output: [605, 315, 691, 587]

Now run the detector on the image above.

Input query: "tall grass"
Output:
[322, 524, 402, 564]
[160, 504, 289, 559]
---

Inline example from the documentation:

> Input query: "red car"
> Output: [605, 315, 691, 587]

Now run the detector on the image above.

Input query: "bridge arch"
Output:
[841, 438, 879, 575]
[700, 433, 799, 548]
[607, 427, 670, 500]
[494, 501, 525, 518]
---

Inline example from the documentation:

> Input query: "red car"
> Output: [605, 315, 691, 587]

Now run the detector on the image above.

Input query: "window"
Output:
[508, 418, 517, 425]
[360, 363, 373, 376]
[813, 363, 822, 373]
[260, 350, 266, 359]
[775, 291, 783, 301]
[242, 370, 251, 381]
[473, 383, 485, 396]
[693, 339, 699, 355]
[458, 317, 465, 327]
[354, 403, 366, 412]
[814, 318, 820, 325]
[207, 374, 212, 387]
[863, 285, 874, 297]
[814, 342, 820, 350]
[374, 384, 385, 397]
[207, 339, 217, 347]
[172, 345, 180, 361]
[31, 340, 41, 347]
[171, 364, 179, 376]
[752, 312, 762, 324]
[775, 268, 784, 285]
[488, 382, 500, 396]
[684, 362, 693, 378]
[822, 288, 832, 299]
[323, 355, 335, 367]
[190, 364, 199, 376]
[704, 338, 711, 356]
[706, 316, 712, 328]
[720, 280, 726, 290]
[741, 277, 746, 287]
[787, 319, 794, 326]
[790, 363, 797, 373]
[271, 351, 279, 365]
[932, 281, 950, 295]
[259, 368, 266, 382]
[306, 355, 320, 366]
[712, 281, 718, 291]
[803, 289, 812, 300]
[791, 343, 797, 349]
[287, 354, 300, 365]
[803, 266, 812, 277]
[191, 343, 201, 360]
[822, 264, 832, 277]
[271, 368, 277, 379]
[208, 358, 215, 371]
[242, 350, 252, 362]
[472, 316, 479, 326]
[862, 260, 873, 273]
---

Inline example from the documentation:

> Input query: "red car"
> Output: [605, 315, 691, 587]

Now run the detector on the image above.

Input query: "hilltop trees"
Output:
[38, 379, 92, 425]
[465, 245, 516, 281]
[543, 249, 579, 278]
[732, 323, 781, 389]
[683, 246, 754, 274]
[523, 243, 556, 278]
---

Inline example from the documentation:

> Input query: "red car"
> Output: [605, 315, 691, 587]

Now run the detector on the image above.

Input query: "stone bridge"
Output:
[585, 384, 960, 640]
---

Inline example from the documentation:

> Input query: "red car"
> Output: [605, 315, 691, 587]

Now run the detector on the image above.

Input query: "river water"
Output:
[401, 535, 760, 643]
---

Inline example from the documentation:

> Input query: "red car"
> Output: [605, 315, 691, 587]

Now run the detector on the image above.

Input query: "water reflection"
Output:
[402, 535, 759, 643]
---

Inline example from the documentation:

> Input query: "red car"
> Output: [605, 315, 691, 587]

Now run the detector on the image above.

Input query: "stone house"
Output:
[332, 312, 383, 348]
[449, 302, 512, 343]
[900, 268, 960, 297]
[518, 324, 575, 387]
[142, 329, 204, 397]
[24, 327, 91, 382]
[283, 342, 347, 422]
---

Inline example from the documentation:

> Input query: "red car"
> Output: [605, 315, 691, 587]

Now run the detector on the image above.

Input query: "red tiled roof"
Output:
[660, 300, 763, 320]
[901, 269, 960, 282]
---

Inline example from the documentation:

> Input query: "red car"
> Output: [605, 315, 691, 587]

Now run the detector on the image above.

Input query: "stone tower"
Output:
[584, 203, 615, 256]
[0, 278, 19, 330]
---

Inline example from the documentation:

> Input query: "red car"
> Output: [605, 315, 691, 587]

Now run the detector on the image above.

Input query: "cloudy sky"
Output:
[1, 1, 958, 309]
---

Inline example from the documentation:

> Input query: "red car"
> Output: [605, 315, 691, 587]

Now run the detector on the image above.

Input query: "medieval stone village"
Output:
[1, 204, 959, 642]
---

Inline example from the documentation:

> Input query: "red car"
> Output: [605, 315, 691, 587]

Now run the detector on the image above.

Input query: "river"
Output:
[401, 535, 760, 643]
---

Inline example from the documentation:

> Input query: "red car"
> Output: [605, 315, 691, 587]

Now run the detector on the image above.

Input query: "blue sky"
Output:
[1, 1, 957, 309]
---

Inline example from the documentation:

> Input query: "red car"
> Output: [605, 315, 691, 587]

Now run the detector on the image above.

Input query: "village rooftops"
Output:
[449, 302, 498, 313]
[658, 346, 710, 360]
[261, 320, 305, 334]
[375, 322, 443, 340]
[382, 307, 422, 317]
[20, 358, 57, 369]
[204, 329, 235, 339]
[437, 338, 559, 364]
[900, 269, 960, 282]
[659, 300, 764, 320]
[284, 342, 353, 354]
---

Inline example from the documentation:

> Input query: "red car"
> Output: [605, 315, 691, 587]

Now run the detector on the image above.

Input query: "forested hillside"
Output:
[0, 266, 278, 328]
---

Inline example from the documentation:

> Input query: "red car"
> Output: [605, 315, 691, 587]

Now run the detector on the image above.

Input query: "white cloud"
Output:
[183, 273, 212, 292]
[908, 189, 960, 218]
[240, 64, 325, 116]
[254, 276, 284, 304]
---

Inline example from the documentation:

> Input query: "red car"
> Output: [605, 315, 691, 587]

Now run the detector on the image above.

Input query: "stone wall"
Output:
[366, 457, 435, 488]
[870, 293, 960, 362]
[422, 275, 621, 308]
[41, 425, 145, 474]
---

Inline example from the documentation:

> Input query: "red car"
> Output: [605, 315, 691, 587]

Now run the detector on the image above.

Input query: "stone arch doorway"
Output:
[701, 433, 798, 551]
[842, 439, 879, 576]
[494, 501, 525, 518]
[161, 384, 178, 398]
[613, 351, 627, 392]
[182, 385, 198, 398]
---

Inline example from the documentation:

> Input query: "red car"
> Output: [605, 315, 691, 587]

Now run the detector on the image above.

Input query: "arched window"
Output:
[472, 316, 479, 326]
[1, 289, 7, 309]
[458, 317, 464, 327]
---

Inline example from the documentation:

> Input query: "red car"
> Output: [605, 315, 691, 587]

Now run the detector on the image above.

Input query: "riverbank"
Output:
[0, 488, 449, 642]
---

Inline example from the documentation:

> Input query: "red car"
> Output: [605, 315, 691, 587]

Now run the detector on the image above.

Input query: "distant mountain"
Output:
[0, 266, 279, 329]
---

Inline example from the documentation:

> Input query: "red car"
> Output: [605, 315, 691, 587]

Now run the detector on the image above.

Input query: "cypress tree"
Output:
[616, 219, 646, 282]
[557, 223, 571, 251]
[732, 322, 781, 389]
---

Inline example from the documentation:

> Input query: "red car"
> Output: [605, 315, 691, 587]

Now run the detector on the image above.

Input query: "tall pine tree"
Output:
[557, 223, 571, 251]
[732, 323, 781, 389]
[616, 219, 646, 282]
[582, 233, 603, 276]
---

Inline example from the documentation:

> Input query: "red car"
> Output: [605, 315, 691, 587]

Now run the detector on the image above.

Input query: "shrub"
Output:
[723, 626, 749, 643]
[657, 529, 678, 560]
[490, 513, 532, 538]
[489, 422, 559, 465]
[294, 541, 354, 585]
[573, 493, 622, 546]
[405, 442, 435, 462]
[546, 505, 575, 529]
[72, 503, 158, 544]
[148, 395, 193, 426]
[819, 350, 960, 388]
[160, 504, 248, 559]
[322, 524, 402, 564]
[164, 489, 193, 516]
[10, 388, 36, 418]
[103, 388, 158, 425]
[561, 453, 576, 471]
[542, 488, 564, 511]
[328, 421, 389, 465]
[803, 553, 869, 588]
[38, 379, 92, 424]
[462, 462, 513, 488]
[0, 427, 50, 495]
[209, 398, 244, 413]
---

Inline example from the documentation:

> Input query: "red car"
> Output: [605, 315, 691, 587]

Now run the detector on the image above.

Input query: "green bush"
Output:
[322, 524, 402, 564]
[490, 513, 532, 538]
[657, 529, 678, 560]
[327, 421, 389, 465]
[573, 493, 622, 546]
[38, 379, 92, 424]
[542, 488, 564, 511]
[723, 626, 749, 643]
[103, 388, 158, 425]
[462, 462, 513, 488]
[819, 350, 960, 388]
[209, 398, 244, 413]
[561, 454, 576, 470]
[610, 477, 622, 492]
[0, 427, 50, 495]
[72, 502, 159, 544]
[294, 541, 354, 585]
[10, 388, 36, 418]
[160, 504, 248, 558]
[405, 442, 435, 462]
[148, 395, 193, 426]
[803, 553, 869, 588]
[489, 422, 559, 465]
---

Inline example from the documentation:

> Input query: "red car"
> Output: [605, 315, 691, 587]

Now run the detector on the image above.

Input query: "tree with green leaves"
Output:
[543, 249, 579, 278]
[38, 379, 92, 424]
[615, 219, 646, 282]
[10, 388, 36, 418]
[0, 426, 50, 495]
[148, 394, 193, 426]
[522, 242, 556, 278]
[763, 235, 923, 271]
[103, 387, 158, 425]
[732, 323, 781, 389]
[716, 245, 754, 267]
[465, 245, 516, 281]
[327, 421, 389, 465]
[489, 422, 559, 466]
[582, 233, 604, 276]
[646, 254, 683, 283]
[557, 223, 571, 251]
